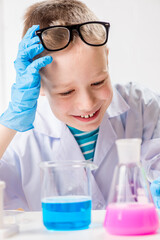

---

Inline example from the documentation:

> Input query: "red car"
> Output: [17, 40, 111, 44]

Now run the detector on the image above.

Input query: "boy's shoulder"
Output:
[114, 82, 160, 106]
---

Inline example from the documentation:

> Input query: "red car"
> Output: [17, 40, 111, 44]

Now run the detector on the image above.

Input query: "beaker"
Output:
[104, 138, 159, 236]
[39, 160, 97, 231]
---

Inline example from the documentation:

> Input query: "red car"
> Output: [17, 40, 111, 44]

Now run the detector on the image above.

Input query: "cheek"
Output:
[99, 85, 113, 102]
[47, 94, 72, 114]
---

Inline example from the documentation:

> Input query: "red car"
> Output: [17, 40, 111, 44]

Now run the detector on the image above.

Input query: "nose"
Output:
[76, 89, 96, 112]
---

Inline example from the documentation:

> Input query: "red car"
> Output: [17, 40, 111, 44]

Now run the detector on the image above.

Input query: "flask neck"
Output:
[116, 139, 142, 164]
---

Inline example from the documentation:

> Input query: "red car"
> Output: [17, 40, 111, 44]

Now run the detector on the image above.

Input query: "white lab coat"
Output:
[0, 82, 160, 211]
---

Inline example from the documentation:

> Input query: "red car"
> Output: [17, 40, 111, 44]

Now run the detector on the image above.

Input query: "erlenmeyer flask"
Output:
[104, 138, 159, 236]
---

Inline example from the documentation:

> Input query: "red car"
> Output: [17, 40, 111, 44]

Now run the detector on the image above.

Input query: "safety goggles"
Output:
[35, 21, 110, 51]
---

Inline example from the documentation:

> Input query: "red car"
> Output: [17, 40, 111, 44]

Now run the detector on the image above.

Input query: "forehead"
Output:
[43, 38, 108, 82]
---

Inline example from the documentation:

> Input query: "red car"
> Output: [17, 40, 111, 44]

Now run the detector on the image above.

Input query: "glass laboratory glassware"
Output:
[104, 138, 159, 236]
[0, 181, 19, 238]
[39, 160, 97, 231]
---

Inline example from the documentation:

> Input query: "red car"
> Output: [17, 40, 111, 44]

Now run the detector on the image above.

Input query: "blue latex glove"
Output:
[150, 178, 160, 209]
[0, 25, 52, 132]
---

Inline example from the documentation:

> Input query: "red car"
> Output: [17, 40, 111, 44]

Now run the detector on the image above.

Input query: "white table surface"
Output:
[3, 210, 160, 240]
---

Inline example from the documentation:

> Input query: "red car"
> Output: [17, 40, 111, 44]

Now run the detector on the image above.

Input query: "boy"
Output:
[0, 0, 160, 210]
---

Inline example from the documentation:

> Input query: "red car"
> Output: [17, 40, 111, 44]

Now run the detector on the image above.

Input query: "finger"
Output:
[23, 25, 40, 40]
[28, 56, 53, 72]
[14, 44, 45, 73]
[18, 43, 44, 61]
[16, 56, 52, 88]
[28, 36, 40, 46]
[150, 181, 160, 195]
[19, 36, 40, 51]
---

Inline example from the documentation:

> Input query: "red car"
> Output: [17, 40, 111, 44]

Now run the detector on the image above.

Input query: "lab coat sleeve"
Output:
[130, 83, 160, 182]
[140, 89, 160, 182]
[117, 82, 160, 182]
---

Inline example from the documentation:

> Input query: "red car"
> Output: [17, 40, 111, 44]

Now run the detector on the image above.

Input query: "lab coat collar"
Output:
[54, 124, 85, 161]
[33, 96, 63, 138]
[106, 85, 130, 118]
[33, 86, 130, 138]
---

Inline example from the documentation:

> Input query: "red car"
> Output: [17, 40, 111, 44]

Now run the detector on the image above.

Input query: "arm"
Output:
[0, 25, 52, 158]
[0, 124, 16, 159]
[140, 92, 160, 208]
[117, 82, 160, 207]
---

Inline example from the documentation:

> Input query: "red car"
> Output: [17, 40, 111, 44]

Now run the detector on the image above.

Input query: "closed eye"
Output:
[91, 80, 105, 86]
[59, 90, 74, 96]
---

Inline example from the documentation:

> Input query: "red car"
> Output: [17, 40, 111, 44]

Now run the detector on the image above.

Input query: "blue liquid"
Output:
[42, 196, 92, 230]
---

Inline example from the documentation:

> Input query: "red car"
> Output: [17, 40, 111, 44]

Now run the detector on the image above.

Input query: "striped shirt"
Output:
[68, 126, 99, 161]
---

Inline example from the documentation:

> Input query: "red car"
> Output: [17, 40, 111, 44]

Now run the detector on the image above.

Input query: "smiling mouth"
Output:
[80, 111, 96, 118]
[73, 109, 100, 121]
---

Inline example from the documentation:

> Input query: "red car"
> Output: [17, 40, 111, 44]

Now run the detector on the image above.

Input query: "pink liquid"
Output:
[104, 203, 159, 236]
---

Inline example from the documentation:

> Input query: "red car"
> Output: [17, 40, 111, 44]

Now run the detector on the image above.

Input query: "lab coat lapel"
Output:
[89, 114, 118, 208]
[94, 113, 117, 167]
[93, 85, 130, 167]
[55, 124, 84, 161]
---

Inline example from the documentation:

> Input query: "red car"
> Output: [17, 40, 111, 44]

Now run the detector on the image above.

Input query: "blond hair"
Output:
[22, 0, 98, 37]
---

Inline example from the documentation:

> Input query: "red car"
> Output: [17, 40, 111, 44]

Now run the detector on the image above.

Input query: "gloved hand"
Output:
[150, 177, 160, 209]
[0, 25, 52, 132]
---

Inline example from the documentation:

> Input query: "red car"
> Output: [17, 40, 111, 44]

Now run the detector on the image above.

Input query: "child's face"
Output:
[41, 38, 113, 131]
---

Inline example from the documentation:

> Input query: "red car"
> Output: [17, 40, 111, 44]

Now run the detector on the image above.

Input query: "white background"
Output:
[0, 0, 160, 113]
